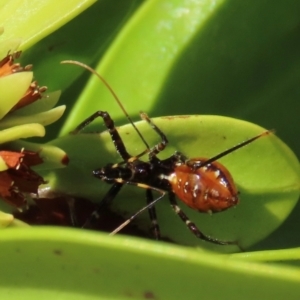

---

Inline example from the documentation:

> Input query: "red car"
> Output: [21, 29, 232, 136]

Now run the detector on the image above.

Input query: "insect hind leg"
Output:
[168, 192, 237, 246]
[110, 183, 166, 236]
[146, 189, 161, 239]
[71, 111, 131, 160]
[82, 183, 123, 228]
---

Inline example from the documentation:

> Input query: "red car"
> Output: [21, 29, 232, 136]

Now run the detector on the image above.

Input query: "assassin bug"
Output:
[62, 61, 270, 246]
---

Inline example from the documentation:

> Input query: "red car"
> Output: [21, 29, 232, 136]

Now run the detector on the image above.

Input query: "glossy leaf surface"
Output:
[59, 0, 300, 163]
[45, 115, 300, 252]
[0, 227, 300, 299]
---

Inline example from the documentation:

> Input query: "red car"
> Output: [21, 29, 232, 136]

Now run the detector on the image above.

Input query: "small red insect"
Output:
[63, 61, 270, 246]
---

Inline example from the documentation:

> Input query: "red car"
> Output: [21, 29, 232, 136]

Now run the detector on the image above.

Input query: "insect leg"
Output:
[146, 189, 161, 239]
[82, 182, 123, 228]
[71, 111, 131, 160]
[168, 192, 237, 246]
[110, 183, 166, 235]
[140, 112, 168, 158]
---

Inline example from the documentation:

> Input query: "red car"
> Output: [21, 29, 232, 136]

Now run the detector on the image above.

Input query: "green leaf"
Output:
[45, 115, 300, 253]
[0, 227, 299, 299]
[0, 36, 21, 58]
[60, 0, 218, 134]
[0, 211, 13, 227]
[7, 218, 30, 228]
[230, 247, 300, 263]
[12, 91, 61, 116]
[0, 157, 8, 172]
[0, 105, 66, 129]
[0, 123, 45, 143]
[0, 0, 96, 50]
[44, 0, 300, 254]
[19, 0, 145, 92]
[0, 72, 33, 119]
[58, 0, 300, 159]
[16, 0, 145, 141]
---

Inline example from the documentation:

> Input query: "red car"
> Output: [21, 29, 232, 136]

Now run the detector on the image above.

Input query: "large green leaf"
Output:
[0, 227, 299, 299]
[51, 0, 300, 253]
[59, 0, 300, 162]
[40, 115, 300, 253]
[41, 0, 300, 254]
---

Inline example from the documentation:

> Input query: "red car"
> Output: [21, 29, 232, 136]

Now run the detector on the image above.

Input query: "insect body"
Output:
[166, 158, 238, 213]
[63, 61, 269, 246]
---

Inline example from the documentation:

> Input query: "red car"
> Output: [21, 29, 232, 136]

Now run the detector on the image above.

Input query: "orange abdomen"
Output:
[168, 158, 239, 213]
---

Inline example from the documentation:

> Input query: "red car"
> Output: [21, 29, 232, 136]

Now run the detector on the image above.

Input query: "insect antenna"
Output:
[61, 60, 150, 150]
[190, 130, 274, 169]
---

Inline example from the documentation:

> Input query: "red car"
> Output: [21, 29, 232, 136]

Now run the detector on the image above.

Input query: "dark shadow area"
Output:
[149, 0, 300, 156]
